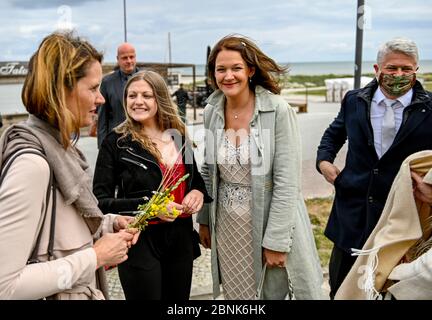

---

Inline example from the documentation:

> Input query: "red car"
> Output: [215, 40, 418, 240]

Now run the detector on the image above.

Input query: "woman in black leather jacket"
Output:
[93, 71, 211, 300]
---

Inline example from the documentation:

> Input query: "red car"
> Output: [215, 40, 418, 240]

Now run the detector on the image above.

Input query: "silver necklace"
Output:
[228, 95, 254, 120]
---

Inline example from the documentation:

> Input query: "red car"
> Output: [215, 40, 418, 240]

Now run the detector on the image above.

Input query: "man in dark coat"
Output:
[96, 43, 139, 148]
[316, 37, 432, 298]
[171, 83, 189, 123]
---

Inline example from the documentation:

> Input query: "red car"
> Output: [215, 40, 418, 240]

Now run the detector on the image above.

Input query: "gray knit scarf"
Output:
[0, 115, 103, 235]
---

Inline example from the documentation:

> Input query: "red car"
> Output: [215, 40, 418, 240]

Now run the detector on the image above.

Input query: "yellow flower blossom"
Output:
[171, 207, 179, 217]
[128, 172, 190, 231]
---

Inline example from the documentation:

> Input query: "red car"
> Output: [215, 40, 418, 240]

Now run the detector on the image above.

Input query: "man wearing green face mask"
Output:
[375, 48, 418, 99]
[316, 37, 432, 299]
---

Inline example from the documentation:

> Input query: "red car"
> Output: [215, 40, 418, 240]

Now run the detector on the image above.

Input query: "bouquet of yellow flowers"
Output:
[127, 166, 189, 231]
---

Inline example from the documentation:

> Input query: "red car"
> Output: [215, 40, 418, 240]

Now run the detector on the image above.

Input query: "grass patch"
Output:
[424, 82, 432, 91]
[421, 73, 432, 82]
[281, 72, 432, 90]
[305, 197, 334, 270]
[283, 74, 353, 87]
[288, 89, 327, 96]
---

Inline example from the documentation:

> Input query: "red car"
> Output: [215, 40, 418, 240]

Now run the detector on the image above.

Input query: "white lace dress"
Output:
[215, 134, 256, 300]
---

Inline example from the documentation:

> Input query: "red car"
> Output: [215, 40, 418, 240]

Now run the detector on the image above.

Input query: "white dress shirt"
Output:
[370, 87, 413, 158]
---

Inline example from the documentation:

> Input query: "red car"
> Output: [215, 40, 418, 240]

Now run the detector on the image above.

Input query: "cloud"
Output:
[0, 0, 430, 64]
[19, 23, 53, 36]
[10, 0, 106, 9]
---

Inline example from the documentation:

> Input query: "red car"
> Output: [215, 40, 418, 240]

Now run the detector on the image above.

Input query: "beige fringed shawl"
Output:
[335, 150, 432, 300]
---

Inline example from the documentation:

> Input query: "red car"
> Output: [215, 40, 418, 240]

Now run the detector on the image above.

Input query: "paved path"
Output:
[105, 246, 213, 300]
[77, 95, 342, 300]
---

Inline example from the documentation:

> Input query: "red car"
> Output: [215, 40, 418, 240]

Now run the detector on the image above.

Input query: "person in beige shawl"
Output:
[0, 31, 139, 300]
[335, 150, 432, 299]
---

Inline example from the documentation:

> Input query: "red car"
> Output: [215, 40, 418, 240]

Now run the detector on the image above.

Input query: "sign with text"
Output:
[166, 73, 180, 86]
[0, 62, 28, 77]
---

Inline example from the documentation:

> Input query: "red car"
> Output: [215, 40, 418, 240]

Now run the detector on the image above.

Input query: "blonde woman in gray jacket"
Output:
[197, 35, 323, 300]
[0, 32, 139, 300]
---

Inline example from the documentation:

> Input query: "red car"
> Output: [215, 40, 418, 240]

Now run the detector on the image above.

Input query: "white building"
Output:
[324, 77, 374, 102]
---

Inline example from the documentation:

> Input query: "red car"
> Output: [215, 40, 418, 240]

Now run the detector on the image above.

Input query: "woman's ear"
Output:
[249, 66, 255, 78]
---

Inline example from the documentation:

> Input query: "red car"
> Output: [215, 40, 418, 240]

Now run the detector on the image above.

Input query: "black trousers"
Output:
[328, 245, 357, 299]
[118, 217, 194, 300]
[177, 104, 186, 123]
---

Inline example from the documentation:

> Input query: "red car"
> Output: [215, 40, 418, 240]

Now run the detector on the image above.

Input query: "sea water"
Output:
[176, 60, 432, 76]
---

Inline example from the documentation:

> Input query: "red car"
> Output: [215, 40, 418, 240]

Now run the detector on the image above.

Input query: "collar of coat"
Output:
[116, 131, 194, 165]
[357, 78, 432, 108]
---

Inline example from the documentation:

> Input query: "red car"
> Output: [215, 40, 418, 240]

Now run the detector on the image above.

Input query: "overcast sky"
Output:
[0, 0, 431, 64]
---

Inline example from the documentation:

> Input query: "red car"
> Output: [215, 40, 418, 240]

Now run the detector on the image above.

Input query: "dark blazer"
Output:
[97, 68, 139, 148]
[316, 79, 432, 253]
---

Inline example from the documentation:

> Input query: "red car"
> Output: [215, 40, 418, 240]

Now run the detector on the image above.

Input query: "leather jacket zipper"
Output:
[120, 157, 148, 170]
[185, 149, 193, 190]
[126, 148, 163, 178]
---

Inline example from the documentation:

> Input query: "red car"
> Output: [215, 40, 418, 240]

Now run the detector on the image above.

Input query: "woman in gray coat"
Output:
[197, 35, 323, 300]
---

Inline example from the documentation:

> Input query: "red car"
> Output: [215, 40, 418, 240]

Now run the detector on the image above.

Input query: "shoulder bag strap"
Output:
[46, 179, 56, 260]
[0, 149, 56, 263]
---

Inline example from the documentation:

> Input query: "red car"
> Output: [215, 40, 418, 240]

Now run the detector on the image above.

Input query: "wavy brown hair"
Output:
[115, 71, 187, 162]
[22, 31, 103, 149]
[207, 34, 287, 94]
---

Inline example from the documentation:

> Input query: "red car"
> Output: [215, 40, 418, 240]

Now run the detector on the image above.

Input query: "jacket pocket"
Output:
[333, 170, 344, 187]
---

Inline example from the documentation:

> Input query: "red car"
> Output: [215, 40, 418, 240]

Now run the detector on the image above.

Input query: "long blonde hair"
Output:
[22, 31, 103, 149]
[115, 71, 187, 162]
